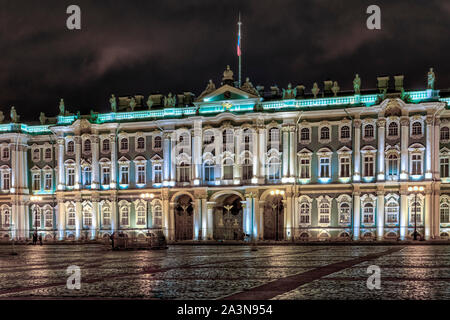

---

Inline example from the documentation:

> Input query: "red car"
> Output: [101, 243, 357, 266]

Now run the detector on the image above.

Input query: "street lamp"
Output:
[270, 190, 285, 241]
[140, 193, 154, 199]
[407, 186, 424, 240]
[30, 196, 43, 235]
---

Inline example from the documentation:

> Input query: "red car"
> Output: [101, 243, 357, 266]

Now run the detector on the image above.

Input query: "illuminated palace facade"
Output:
[0, 68, 450, 242]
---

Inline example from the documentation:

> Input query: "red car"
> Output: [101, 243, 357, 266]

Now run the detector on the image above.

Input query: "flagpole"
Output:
[238, 12, 242, 87]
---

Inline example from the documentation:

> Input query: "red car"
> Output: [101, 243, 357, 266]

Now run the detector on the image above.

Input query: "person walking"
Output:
[110, 232, 115, 250]
[38, 234, 43, 246]
[32, 232, 37, 245]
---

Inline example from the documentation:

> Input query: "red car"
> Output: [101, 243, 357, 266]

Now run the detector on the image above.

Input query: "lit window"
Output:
[386, 201, 399, 224]
[120, 206, 129, 226]
[339, 202, 350, 224]
[67, 168, 75, 186]
[153, 164, 162, 183]
[364, 155, 374, 177]
[340, 157, 350, 178]
[153, 204, 162, 228]
[33, 173, 41, 191]
[411, 154, 422, 175]
[363, 203, 374, 224]
[299, 203, 310, 224]
[102, 206, 111, 226]
[388, 122, 398, 137]
[120, 166, 129, 184]
[440, 203, 450, 224]
[136, 206, 146, 225]
[300, 158, 310, 179]
[319, 158, 330, 178]
[204, 161, 215, 182]
[67, 206, 76, 226]
[319, 203, 330, 224]
[387, 154, 399, 176]
[137, 165, 146, 184]
[102, 167, 110, 185]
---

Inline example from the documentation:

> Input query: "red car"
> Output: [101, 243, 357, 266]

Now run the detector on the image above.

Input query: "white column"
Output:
[258, 201, 265, 240]
[258, 127, 266, 184]
[400, 190, 409, 240]
[169, 202, 175, 240]
[400, 117, 409, 180]
[201, 198, 207, 240]
[425, 116, 433, 179]
[424, 190, 431, 240]
[242, 199, 250, 237]
[57, 198, 65, 240]
[206, 202, 214, 240]
[377, 119, 386, 181]
[110, 194, 117, 233]
[193, 121, 202, 185]
[252, 128, 259, 184]
[353, 192, 360, 240]
[170, 133, 176, 185]
[24, 203, 30, 240]
[57, 138, 65, 190]
[163, 133, 171, 186]
[289, 127, 295, 180]
[91, 136, 100, 189]
[376, 190, 384, 240]
[194, 198, 201, 240]
[92, 199, 99, 239]
[282, 127, 289, 180]
[75, 199, 82, 240]
[433, 119, 441, 179]
[11, 202, 18, 240]
[353, 120, 362, 181]
[286, 193, 293, 240]
[74, 136, 81, 189]
[110, 134, 117, 189]
[233, 129, 241, 183]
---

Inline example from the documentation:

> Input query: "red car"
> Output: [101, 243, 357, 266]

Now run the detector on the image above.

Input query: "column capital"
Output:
[353, 119, 362, 128]
[376, 118, 386, 128]
[206, 201, 215, 210]
[353, 191, 361, 197]
[377, 190, 385, 196]
[400, 117, 410, 126]
[74, 136, 82, 144]
[425, 115, 434, 125]
[57, 137, 65, 145]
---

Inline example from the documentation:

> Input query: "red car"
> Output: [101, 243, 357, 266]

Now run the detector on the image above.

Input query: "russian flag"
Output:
[237, 33, 241, 57]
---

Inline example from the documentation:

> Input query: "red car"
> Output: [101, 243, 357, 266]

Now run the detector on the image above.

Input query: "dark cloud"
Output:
[0, 0, 449, 120]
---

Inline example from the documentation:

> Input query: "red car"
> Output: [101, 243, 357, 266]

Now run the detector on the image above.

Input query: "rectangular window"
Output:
[223, 163, 233, 180]
[440, 158, 449, 178]
[300, 158, 310, 179]
[340, 157, 350, 178]
[411, 154, 422, 175]
[33, 173, 41, 191]
[120, 166, 129, 184]
[44, 173, 52, 190]
[67, 168, 75, 186]
[153, 164, 162, 184]
[320, 158, 330, 178]
[83, 168, 92, 186]
[364, 156, 374, 177]
[3, 172, 10, 190]
[137, 165, 146, 184]
[102, 167, 110, 185]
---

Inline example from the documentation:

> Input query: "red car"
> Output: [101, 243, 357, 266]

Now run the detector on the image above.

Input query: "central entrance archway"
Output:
[264, 195, 284, 240]
[174, 195, 193, 240]
[213, 194, 244, 241]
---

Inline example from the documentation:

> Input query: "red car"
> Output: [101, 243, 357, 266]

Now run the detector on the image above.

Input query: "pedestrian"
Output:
[32, 232, 37, 245]
[110, 232, 115, 250]
[38, 234, 43, 246]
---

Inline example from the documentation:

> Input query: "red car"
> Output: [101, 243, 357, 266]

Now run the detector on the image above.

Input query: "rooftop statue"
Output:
[222, 65, 234, 81]
[0, 111, 4, 123]
[10, 106, 18, 123]
[200, 79, 216, 98]
[353, 74, 361, 94]
[109, 94, 117, 112]
[164, 93, 176, 107]
[129, 97, 136, 111]
[146, 96, 154, 110]
[312, 82, 320, 98]
[59, 99, 65, 116]
[331, 81, 340, 97]
[39, 112, 46, 125]
[427, 67, 435, 89]
[282, 83, 297, 99]
[241, 77, 259, 96]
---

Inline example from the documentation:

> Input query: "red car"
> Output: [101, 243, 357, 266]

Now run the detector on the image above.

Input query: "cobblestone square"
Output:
[0, 244, 449, 300]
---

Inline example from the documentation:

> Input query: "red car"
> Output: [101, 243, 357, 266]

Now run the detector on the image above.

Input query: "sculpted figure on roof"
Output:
[282, 83, 297, 99]
[222, 65, 234, 81]
[312, 82, 320, 98]
[129, 97, 136, 111]
[146, 96, 154, 109]
[164, 93, 176, 107]
[353, 74, 361, 94]
[427, 68, 435, 89]
[109, 94, 117, 112]
[200, 79, 216, 98]
[59, 99, 65, 116]
[241, 77, 259, 96]
[10, 106, 18, 123]
[39, 112, 46, 125]
[0, 111, 4, 123]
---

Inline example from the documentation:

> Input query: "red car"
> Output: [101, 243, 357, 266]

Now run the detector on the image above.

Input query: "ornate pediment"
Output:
[195, 84, 259, 103]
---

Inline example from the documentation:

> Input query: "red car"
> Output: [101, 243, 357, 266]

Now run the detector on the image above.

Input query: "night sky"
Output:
[1, 0, 449, 121]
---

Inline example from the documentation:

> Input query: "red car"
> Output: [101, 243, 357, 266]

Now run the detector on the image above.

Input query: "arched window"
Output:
[363, 203, 374, 224]
[33, 148, 40, 161]
[441, 127, 450, 141]
[2, 207, 11, 227]
[33, 206, 42, 228]
[267, 158, 281, 181]
[120, 138, 128, 151]
[300, 203, 310, 224]
[320, 127, 330, 140]
[154, 136, 162, 149]
[269, 128, 279, 142]
[386, 201, 399, 224]
[204, 161, 215, 182]
[411, 201, 422, 223]
[153, 203, 162, 228]
[136, 206, 146, 225]
[300, 128, 310, 142]
[387, 154, 399, 176]
[412, 122, 422, 135]
[319, 203, 330, 224]
[339, 202, 350, 224]
[223, 159, 233, 180]
[120, 206, 129, 226]
[243, 129, 252, 147]
[440, 203, 450, 224]
[102, 139, 110, 152]
[388, 122, 399, 137]
[67, 205, 75, 226]
[2, 147, 10, 160]
[102, 205, 111, 226]
[364, 124, 374, 138]
[242, 158, 252, 181]
[340, 126, 350, 139]
[84, 139, 91, 153]
[44, 148, 52, 160]
[137, 137, 145, 150]
[67, 141, 74, 153]
[204, 131, 214, 144]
